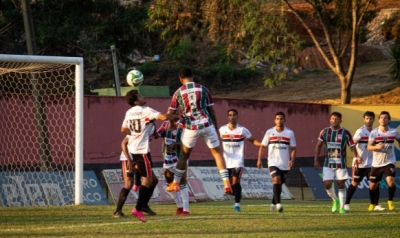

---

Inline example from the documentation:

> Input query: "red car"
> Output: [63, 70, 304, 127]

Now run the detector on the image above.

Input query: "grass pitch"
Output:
[1, 199, 399, 238]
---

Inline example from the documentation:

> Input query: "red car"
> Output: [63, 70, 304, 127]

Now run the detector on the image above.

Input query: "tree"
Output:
[282, 0, 376, 104]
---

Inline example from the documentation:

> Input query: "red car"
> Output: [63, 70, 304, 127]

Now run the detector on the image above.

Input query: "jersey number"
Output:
[128, 119, 141, 133]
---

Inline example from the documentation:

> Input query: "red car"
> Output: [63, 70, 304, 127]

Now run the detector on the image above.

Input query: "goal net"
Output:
[0, 54, 84, 206]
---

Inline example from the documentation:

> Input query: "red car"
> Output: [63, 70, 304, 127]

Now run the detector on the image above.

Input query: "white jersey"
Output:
[219, 124, 252, 168]
[353, 126, 373, 168]
[119, 125, 156, 161]
[261, 126, 296, 170]
[369, 126, 400, 167]
[121, 106, 160, 154]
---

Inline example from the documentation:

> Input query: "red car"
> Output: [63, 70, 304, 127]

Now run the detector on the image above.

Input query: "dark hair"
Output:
[275, 111, 286, 119]
[379, 111, 391, 120]
[331, 111, 342, 119]
[227, 108, 238, 115]
[363, 111, 375, 119]
[178, 68, 193, 79]
[125, 89, 139, 106]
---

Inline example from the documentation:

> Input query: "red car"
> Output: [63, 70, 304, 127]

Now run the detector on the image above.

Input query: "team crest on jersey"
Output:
[172, 130, 177, 136]
[383, 136, 387, 142]
[337, 134, 342, 140]
[277, 136, 282, 142]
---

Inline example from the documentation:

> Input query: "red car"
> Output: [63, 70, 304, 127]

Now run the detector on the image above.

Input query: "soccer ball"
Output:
[126, 69, 144, 88]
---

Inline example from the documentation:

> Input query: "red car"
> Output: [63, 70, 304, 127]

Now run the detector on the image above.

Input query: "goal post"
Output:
[0, 54, 84, 206]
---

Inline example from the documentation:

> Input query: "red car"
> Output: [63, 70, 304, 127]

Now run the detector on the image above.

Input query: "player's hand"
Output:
[289, 160, 294, 169]
[257, 160, 263, 169]
[127, 161, 133, 172]
[314, 160, 319, 170]
[376, 142, 384, 150]
[357, 157, 363, 164]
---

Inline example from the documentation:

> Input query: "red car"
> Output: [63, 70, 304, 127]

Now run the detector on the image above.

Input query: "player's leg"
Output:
[133, 163, 141, 191]
[142, 153, 158, 215]
[269, 167, 283, 212]
[204, 126, 232, 194]
[385, 164, 396, 211]
[368, 167, 382, 211]
[336, 168, 348, 214]
[231, 168, 243, 212]
[114, 160, 134, 218]
[165, 167, 183, 215]
[345, 168, 365, 211]
[179, 171, 190, 216]
[167, 129, 196, 192]
[322, 167, 339, 213]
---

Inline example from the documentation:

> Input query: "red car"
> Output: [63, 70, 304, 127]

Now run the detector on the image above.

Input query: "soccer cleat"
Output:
[234, 205, 241, 212]
[132, 185, 140, 192]
[142, 207, 157, 216]
[388, 201, 395, 211]
[339, 208, 346, 214]
[276, 203, 283, 213]
[113, 211, 125, 218]
[374, 205, 386, 211]
[166, 182, 180, 193]
[223, 180, 233, 195]
[368, 204, 374, 211]
[180, 211, 190, 216]
[269, 204, 276, 212]
[132, 208, 147, 222]
[175, 207, 183, 215]
[332, 199, 339, 213]
[344, 204, 350, 211]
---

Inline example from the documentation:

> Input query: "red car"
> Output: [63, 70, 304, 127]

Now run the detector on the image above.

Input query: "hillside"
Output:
[214, 58, 400, 105]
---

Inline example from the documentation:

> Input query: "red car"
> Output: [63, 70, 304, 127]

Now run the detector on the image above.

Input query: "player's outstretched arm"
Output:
[314, 140, 323, 170]
[248, 137, 261, 147]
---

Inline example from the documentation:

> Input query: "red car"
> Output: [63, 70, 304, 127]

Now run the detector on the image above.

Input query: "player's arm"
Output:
[157, 113, 178, 121]
[207, 106, 218, 129]
[121, 136, 133, 171]
[247, 137, 262, 147]
[367, 140, 384, 151]
[121, 126, 131, 135]
[257, 145, 266, 169]
[314, 140, 323, 170]
[289, 146, 296, 169]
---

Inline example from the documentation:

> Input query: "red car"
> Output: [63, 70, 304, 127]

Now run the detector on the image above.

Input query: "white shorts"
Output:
[322, 167, 349, 181]
[181, 125, 220, 149]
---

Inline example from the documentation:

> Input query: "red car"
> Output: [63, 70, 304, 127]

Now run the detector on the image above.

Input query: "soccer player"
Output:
[257, 112, 296, 213]
[121, 89, 177, 222]
[157, 116, 190, 216]
[367, 111, 400, 211]
[219, 108, 261, 212]
[166, 68, 232, 195]
[314, 112, 359, 214]
[344, 111, 385, 211]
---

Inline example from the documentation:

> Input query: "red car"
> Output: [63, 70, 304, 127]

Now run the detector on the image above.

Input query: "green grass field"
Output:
[1, 199, 399, 238]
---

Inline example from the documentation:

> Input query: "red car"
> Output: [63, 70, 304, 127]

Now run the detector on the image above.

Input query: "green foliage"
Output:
[388, 44, 400, 80]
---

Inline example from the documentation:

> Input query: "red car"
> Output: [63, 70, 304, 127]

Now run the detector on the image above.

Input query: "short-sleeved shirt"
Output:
[121, 106, 160, 154]
[157, 121, 183, 160]
[318, 127, 355, 168]
[219, 124, 252, 168]
[261, 127, 296, 171]
[369, 127, 400, 167]
[353, 125, 373, 168]
[169, 82, 214, 130]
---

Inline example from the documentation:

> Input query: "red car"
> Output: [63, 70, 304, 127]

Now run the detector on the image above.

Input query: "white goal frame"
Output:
[0, 54, 84, 205]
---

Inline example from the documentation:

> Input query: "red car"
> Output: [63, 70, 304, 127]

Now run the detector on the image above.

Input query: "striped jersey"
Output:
[369, 127, 400, 167]
[169, 82, 214, 130]
[353, 126, 373, 168]
[261, 127, 296, 170]
[121, 106, 160, 154]
[318, 127, 355, 168]
[219, 124, 252, 168]
[157, 121, 183, 160]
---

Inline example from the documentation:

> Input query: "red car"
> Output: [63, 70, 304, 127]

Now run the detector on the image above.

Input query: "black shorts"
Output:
[269, 166, 289, 183]
[352, 167, 371, 183]
[370, 164, 396, 183]
[121, 160, 134, 179]
[131, 152, 153, 178]
[228, 167, 244, 179]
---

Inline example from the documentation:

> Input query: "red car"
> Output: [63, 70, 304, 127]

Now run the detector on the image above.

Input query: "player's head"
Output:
[227, 109, 238, 124]
[178, 68, 194, 83]
[378, 111, 391, 126]
[125, 89, 145, 106]
[363, 111, 375, 127]
[330, 112, 342, 128]
[274, 111, 286, 127]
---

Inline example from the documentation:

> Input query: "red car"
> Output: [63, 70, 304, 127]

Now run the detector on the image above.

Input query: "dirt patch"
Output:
[214, 58, 400, 105]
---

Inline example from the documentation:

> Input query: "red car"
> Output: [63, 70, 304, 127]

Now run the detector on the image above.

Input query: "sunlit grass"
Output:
[1, 199, 399, 237]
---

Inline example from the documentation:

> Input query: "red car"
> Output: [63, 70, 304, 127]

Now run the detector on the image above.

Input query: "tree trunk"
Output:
[339, 75, 351, 104]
